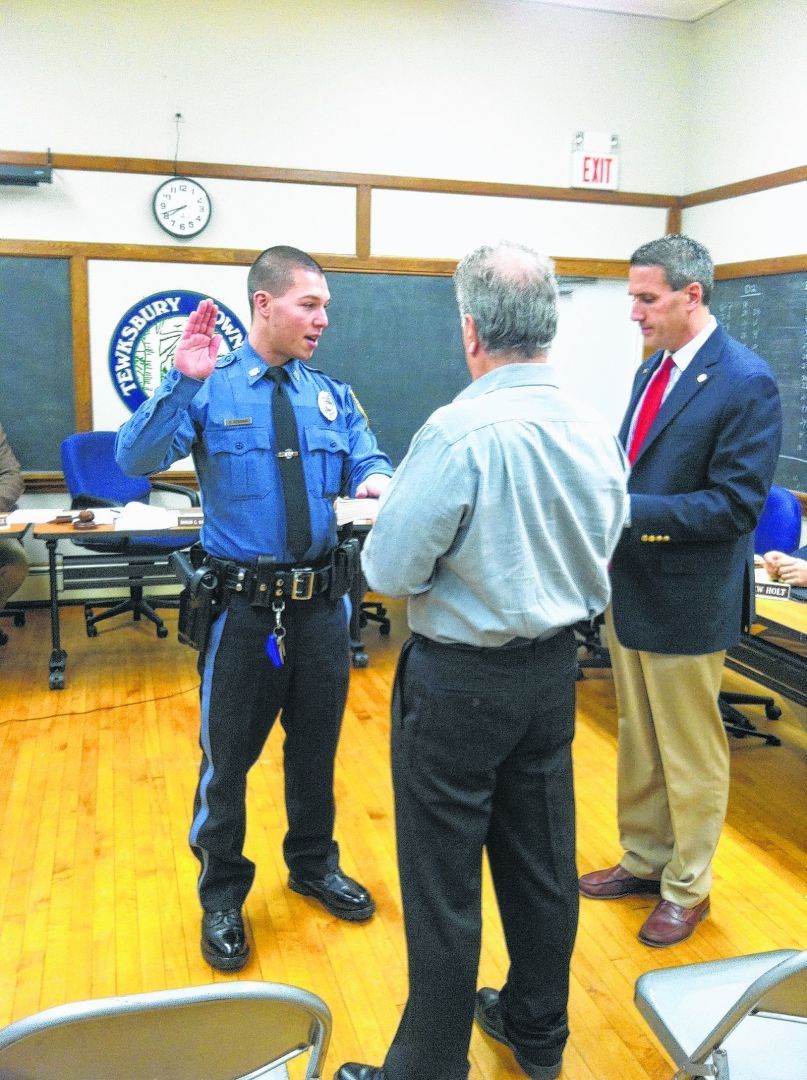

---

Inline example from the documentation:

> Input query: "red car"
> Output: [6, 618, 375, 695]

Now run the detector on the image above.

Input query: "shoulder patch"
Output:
[350, 389, 369, 423]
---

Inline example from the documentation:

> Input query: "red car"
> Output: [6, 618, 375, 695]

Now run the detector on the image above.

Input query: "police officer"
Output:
[116, 246, 392, 971]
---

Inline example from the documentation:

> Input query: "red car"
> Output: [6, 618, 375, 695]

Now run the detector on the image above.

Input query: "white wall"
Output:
[684, 0, 807, 260]
[682, 183, 807, 264]
[3, 0, 803, 263]
[3, 0, 688, 191]
[689, 0, 807, 191]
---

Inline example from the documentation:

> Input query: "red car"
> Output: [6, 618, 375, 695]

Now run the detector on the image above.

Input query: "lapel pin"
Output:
[697, 373, 708, 383]
[248, 366, 261, 377]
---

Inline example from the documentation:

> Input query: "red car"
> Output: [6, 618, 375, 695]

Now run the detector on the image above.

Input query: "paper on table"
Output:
[113, 501, 179, 530]
[335, 498, 379, 526]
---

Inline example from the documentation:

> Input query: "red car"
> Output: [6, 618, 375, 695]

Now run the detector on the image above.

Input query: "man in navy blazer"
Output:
[579, 235, 782, 947]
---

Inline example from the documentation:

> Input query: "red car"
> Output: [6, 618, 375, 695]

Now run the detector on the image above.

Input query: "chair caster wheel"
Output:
[49, 672, 64, 690]
[157, 626, 169, 639]
[86, 625, 98, 638]
[765, 704, 782, 720]
[352, 651, 369, 668]
[379, 623, 391, 636]
[13, 613, 25, 627]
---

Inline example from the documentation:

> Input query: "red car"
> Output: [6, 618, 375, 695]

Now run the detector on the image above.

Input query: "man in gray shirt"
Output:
[335, 243, 628, 1080]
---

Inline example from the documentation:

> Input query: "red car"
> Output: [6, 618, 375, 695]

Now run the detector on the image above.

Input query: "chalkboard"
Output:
[712, 272, 807, 492]
[0, 256, 75, 471]
[314, 272, 467, 465]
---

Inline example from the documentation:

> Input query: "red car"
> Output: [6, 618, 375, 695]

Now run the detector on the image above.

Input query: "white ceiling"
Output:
[530, 0, 735, 21]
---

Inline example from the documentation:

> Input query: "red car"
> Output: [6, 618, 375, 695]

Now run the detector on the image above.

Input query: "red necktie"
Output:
[628, 355, 675, 464]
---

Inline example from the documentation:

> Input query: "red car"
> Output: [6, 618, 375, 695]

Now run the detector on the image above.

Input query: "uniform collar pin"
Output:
[697, 373, 708, 383]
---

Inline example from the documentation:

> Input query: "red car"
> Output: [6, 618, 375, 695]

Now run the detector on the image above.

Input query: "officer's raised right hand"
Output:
[174, 298, 222, 380]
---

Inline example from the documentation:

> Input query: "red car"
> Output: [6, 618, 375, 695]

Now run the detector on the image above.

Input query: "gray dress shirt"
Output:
[362, 363, 629, 646]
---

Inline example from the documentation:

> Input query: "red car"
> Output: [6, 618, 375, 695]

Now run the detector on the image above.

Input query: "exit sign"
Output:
[571, 131, 620, 191]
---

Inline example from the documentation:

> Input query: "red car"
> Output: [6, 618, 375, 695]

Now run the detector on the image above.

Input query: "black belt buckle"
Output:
[290, 568, 315, 601]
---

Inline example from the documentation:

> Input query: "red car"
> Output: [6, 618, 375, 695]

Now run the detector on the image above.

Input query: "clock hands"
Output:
[164, 205, 188, 217]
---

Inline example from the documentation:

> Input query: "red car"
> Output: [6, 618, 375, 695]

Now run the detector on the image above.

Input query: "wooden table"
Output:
[32, 520, 198, 690]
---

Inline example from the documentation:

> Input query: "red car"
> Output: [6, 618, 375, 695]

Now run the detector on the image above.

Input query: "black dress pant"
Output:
[384, 630, 579, 1080]
[189, 591, 350, 911]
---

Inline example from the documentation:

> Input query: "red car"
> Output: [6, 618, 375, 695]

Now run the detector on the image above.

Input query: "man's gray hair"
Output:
[453, 242, 559, 359]
[630, 234, 714, 305]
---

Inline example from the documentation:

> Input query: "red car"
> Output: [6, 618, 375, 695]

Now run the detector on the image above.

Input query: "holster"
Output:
[171, 546, 222, 652]
[329, 537, 361, 601]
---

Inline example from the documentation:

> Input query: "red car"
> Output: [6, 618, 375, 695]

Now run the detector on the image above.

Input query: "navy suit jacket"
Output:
[610, 323, 782, 655]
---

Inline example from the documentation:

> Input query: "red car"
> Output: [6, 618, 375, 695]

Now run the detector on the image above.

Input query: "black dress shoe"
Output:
[333, 1064, 386, 1080]
[475, 988, 562, 1080]
[289, 868, 375, 921]
[201, 908, 249, 971]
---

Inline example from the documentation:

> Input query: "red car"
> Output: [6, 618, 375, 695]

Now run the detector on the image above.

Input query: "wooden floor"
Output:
[0, 601, 805, 1079]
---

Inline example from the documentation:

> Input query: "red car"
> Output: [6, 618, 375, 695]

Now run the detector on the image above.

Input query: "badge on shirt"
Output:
[318, 390, 338, 422]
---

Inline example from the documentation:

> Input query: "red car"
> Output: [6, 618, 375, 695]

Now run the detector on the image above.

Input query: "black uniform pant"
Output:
[190, 590, 350, 911]
[384, 629, 579, 1080]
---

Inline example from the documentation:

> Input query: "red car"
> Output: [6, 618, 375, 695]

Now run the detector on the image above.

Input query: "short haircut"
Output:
[247, 245, 325, 315]
[453, 242, 559, 359]
[630, 234, 714, 304]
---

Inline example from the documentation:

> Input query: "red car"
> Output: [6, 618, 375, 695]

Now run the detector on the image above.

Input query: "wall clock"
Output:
[152, 176, 212, 239]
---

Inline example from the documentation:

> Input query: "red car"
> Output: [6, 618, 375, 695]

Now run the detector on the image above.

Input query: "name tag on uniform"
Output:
[224, 418, 253, 427]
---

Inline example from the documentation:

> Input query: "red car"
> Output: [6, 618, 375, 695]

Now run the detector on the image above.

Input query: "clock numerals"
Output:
[153, 177, 211, 240]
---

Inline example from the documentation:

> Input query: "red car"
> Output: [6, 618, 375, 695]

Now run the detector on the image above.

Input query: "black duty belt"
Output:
[207, 555, 332, 604]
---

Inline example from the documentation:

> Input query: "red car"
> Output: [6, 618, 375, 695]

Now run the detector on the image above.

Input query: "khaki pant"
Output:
[0, 536, 28, 612]
[605, 607, 728, 908]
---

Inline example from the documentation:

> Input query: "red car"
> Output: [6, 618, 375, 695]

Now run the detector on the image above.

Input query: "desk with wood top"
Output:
[726, 593, 807, 709]
[32, 520, 199, 690]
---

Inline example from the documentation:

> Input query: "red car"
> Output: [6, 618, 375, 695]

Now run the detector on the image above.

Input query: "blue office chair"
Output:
[60, 431, 199, 639]
[752, 484, 802, 558]
[719, 484, 803, 744]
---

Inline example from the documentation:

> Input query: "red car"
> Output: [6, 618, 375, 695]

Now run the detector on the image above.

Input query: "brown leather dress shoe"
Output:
[638, 897, 710, 947]
[578, 864, 661, 900]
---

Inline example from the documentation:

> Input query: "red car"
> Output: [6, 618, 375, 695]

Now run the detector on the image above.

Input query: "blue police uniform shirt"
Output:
[115, 341, 392, 565]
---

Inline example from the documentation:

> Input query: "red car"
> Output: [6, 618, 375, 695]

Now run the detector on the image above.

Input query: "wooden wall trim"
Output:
[69, 256, 91, 430]
[715, 254, 807, 279]
[0, 240, 628, 280]
[356, 186, 372, 260]
[2, 148, 803, 217]
[0, 149, 675, 209]
[680, 165, 807, 209]
[665, 204, 682, 234]
[23, 471, 199, 494]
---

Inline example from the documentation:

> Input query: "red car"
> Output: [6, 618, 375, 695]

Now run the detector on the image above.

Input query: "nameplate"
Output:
[177, 513, 204, 528]
[755, 580, 791, 600]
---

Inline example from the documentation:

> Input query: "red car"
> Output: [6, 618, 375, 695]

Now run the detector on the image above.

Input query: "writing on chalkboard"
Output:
[713, 272, 807, 492]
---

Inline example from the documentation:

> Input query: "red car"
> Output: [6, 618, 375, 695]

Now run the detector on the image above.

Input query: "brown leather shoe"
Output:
[578, 864, 661, 900]
[638, 897, 710, 947]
